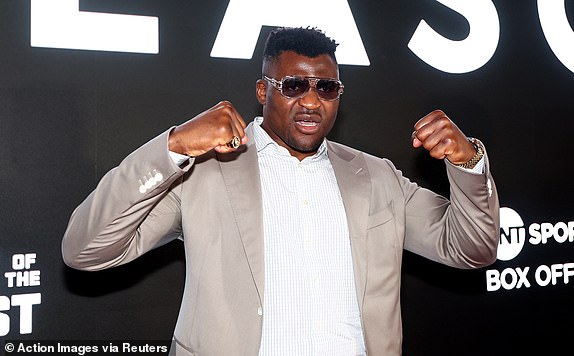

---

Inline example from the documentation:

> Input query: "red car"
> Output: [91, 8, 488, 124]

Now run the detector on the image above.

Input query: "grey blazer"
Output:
[62, 123, 500, 356]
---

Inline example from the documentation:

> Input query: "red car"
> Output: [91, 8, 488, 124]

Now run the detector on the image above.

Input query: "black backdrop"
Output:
[1, 1, 574, 355]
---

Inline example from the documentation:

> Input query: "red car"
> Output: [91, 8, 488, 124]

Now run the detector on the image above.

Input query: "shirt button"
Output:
[257, 307, 263, 316]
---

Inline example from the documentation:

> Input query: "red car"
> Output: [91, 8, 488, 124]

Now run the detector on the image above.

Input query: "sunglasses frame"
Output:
[263, 75, 344, 101]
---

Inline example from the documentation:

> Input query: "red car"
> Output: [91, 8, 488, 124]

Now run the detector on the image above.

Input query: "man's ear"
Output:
[256, 79, 267, 105]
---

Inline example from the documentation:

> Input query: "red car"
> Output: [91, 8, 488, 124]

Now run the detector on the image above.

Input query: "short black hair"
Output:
[263, 27, 338, 63]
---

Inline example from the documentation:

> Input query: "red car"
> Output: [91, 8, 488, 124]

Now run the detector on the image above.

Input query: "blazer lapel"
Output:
[327, 141, 371, 314]
[218, 123, 265, 305]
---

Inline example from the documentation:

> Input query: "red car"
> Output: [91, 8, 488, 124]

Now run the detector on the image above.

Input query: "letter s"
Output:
[0, 296, 10, 336]
[538, 0, 574, 73]
[407, 0, 500, 73]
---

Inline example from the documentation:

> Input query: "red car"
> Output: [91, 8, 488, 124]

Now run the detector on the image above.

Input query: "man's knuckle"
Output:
[219, 101, 234, 111]
[216, 125, 231, 136]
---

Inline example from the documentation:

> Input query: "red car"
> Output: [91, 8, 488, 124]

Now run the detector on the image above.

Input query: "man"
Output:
[62, 27, 499, 355]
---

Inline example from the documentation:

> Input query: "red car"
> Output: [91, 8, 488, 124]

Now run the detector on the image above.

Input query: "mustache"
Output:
[295, 109, 321, 117]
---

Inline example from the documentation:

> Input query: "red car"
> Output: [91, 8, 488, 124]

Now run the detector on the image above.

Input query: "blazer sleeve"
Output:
[61, 129, 191, 271]
[401, 147, 500, 269]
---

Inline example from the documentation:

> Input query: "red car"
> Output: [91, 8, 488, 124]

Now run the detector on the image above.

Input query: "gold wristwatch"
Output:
[456, 138, 484, 169]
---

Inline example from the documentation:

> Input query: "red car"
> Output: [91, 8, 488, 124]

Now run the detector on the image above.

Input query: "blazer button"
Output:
[138, 180, 147, 194]
[153, 170, 163, 182]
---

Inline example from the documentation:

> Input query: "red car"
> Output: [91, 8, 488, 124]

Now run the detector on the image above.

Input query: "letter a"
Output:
[210, 0, 370, 66]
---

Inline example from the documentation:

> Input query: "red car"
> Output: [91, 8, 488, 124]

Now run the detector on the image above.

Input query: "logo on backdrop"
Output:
[1, 253, 42, 337]
[497, 207, 527, 261]
[486, 207, 574, 292]
[29, 0, 574, 73]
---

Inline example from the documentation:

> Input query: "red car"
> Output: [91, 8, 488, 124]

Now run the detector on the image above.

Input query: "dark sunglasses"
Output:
[263, 75, 344, 101]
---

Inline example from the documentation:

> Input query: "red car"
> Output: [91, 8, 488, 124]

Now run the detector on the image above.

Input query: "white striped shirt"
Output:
[253, 117, 366, 356]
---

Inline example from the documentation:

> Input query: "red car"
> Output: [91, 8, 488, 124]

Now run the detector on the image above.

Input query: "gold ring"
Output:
[226, 136, 240, 149]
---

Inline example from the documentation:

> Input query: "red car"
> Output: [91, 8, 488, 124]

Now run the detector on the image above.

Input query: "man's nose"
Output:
[297, 87, 321, 109]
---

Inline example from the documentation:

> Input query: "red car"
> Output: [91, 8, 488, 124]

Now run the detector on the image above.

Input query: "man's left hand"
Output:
[412, 110, 476, 165]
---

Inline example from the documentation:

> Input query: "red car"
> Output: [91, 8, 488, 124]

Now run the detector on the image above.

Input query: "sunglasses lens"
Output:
[316, 79, 342, 100]
[274, 77, 343, 100]
[281, 77, 311, 98]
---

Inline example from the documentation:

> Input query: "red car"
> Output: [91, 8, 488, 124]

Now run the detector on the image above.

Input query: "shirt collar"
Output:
[252, 116, 328, 162]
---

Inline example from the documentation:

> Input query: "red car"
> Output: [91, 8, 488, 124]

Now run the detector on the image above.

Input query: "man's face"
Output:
[256, 51, 340, 160]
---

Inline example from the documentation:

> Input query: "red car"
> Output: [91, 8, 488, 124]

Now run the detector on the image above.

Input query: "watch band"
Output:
[456, 137, 484, 169]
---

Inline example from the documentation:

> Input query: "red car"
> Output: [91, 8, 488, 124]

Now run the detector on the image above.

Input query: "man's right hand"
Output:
[168, 101, 248, 157]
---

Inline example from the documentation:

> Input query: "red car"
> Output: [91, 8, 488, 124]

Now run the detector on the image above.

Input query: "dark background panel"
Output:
[1, 0, 573, 354]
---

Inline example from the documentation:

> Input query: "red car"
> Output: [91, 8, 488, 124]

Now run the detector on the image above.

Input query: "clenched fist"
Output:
[169, 101, 248, 157]
[412, 110, 476, 165]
